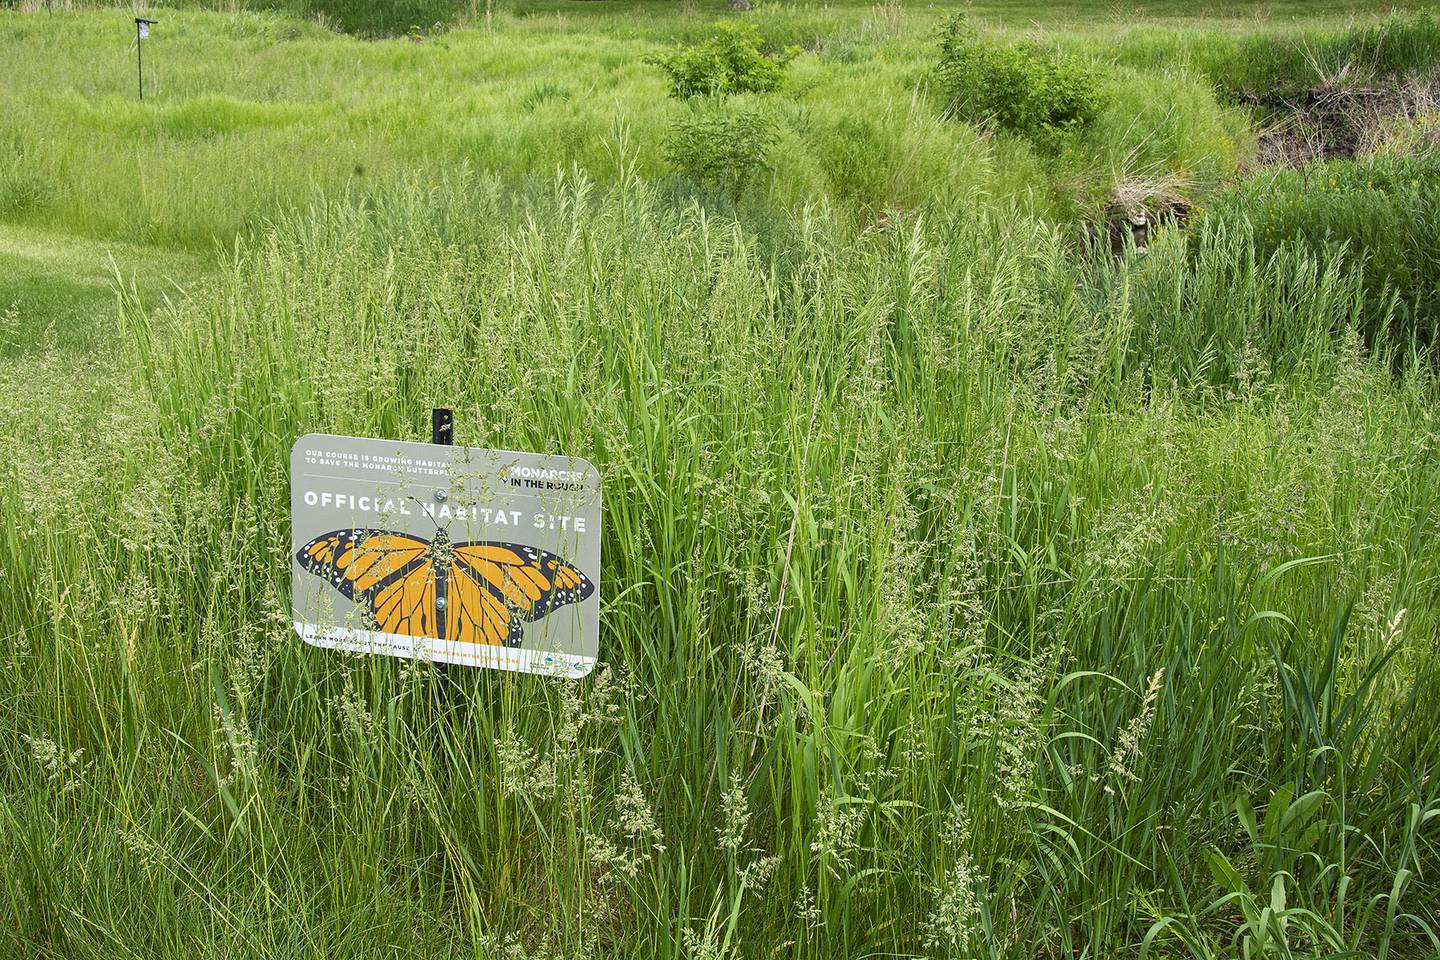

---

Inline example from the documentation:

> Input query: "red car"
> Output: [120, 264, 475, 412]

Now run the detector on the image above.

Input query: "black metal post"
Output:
[135, 19, 157, 101]
[431, 407, 453, 446]
[430, 408, 454, 706]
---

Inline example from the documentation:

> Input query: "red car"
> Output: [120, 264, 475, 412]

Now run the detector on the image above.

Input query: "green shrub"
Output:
[647, 22, 798, 99]
[934, 16, 1103, 145]
[1200, 151, 1440, 356]
[662, 105, 777, 199]
[807, 115, 889, 209]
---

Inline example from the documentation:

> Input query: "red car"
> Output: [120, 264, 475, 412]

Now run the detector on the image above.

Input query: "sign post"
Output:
[289, 424, 602, 678]
[429, 408, 454, 702]
[432, 407, 453, 447]
[134, 18, 157, 101]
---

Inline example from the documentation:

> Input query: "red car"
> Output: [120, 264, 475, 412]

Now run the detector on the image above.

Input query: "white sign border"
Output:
[293, 622, 596, 678]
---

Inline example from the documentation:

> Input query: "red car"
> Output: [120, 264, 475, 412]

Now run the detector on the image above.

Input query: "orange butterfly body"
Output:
[296, 528, 594, 648]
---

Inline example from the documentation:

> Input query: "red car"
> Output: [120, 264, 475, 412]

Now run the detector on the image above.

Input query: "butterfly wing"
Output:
[295, 530, 431, 601]
[296, 532, 593, 649]
[296, 529, 441, 638]
[445, 560, 525, 647]
[369, 561, 441, 639]
[449, 542, 594, 648]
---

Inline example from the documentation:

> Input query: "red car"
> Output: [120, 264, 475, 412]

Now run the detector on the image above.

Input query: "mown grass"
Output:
[0, 224, 212, 355]
[1, 171, 1437, 958]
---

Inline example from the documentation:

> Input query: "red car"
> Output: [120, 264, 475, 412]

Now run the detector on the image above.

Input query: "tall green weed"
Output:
[663, 103, 777, 198]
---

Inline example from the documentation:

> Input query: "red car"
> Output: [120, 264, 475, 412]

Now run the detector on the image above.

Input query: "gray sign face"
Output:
[290, 433, 601, 678]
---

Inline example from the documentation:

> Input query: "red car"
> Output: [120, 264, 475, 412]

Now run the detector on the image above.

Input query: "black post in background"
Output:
[135, 19, 156, 101]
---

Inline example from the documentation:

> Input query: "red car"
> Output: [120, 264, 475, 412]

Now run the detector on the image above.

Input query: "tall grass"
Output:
[1200, 151, 1440, 357]
[2, 171, 1436, 957]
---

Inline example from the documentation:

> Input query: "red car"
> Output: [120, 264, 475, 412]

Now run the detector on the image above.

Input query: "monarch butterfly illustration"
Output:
[295, 526, 594, 648]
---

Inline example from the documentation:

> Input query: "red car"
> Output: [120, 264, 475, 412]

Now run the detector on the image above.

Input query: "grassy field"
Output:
[0, 225, 212, 354]
[0, 5, 1246, 244]
[6, 2, 1437, 249]
[2, 1, 1438, 959]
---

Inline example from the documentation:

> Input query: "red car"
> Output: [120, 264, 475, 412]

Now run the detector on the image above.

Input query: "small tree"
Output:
[648, 22, 798, 99]
[934, 16, 1102, 145]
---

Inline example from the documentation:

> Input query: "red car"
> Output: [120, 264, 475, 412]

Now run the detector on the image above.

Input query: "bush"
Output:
[662, 105, 777, 199]
[1200, 151, 1440, 356]
[934, 16, 1103, 145]
[647, 22, 798, 99]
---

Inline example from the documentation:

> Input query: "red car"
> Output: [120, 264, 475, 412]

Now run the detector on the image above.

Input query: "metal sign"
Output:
[290, 433, 601, 677]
